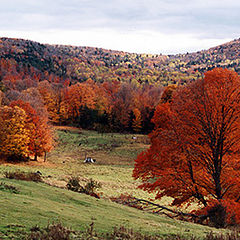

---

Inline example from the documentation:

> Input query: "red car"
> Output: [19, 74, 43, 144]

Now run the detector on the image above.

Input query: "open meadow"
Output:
[0, 128, 229, 239]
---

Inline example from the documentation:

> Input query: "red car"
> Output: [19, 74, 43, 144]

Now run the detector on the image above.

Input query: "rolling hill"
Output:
[0, 37, 240, 87]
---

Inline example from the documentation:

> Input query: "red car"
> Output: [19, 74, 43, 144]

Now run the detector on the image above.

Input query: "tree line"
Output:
[0, 57, 164, 161]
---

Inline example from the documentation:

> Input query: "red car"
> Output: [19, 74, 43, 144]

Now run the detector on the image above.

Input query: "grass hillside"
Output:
[0, 178, 226, 239]
[0, 128, 153, 200]
[0, 128, 228, 239]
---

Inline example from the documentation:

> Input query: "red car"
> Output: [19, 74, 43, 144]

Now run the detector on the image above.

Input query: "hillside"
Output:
[0, 178, 227, 239]
[0, 37, 240, 87]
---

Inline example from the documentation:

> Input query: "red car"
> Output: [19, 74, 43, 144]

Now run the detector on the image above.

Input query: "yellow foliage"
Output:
[0, 106, 30, 158]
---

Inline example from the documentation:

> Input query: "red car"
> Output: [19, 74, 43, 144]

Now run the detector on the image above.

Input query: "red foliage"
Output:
[133, 68, 240, 224]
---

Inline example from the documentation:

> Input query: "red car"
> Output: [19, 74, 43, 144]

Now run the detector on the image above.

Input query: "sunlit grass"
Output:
[0, 178, 227, 239]
[0, 128, 230, 239]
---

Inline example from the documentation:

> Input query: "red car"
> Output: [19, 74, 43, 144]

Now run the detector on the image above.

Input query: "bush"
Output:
[24, 222, 239, 240]
[6, 154, 29, 162]
[193, 199, 240, 228]
[104, 225, 161, 240]
[0, 182, 20, 194]
[26, 222, 162, 240]
[4, 170, 43, 182]
[27, 223, 72, 240]
[207, 204, 227, 228]
[66, 176, 82, 192]
[110, 194, 144, 210]
[66, 177, 101, 198]
[205, 231, 240, 240]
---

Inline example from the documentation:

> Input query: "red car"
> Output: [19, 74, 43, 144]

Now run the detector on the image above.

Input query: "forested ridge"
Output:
[1, 37, 240, 87]
[0, 36, 240, 162]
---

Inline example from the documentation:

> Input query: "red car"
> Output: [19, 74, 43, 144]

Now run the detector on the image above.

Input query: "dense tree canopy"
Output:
[133, 68, 240, 226]
[0, 106, 30, 159]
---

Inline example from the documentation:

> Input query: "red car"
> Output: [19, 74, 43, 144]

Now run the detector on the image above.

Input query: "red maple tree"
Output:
[133, 68, 240, 227]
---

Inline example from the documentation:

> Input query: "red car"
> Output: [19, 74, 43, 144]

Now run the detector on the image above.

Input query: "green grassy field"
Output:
[0, 178, 226, 239]
[0, 129, 156, 200]
[0, 128, 229, 239]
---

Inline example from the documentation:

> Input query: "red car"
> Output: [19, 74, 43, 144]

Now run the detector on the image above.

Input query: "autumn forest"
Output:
[2, 37, 240, 238]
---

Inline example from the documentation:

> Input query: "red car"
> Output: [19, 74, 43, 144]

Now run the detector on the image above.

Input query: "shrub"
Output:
[205, 231, 240, 240]
[193, 199, 240, 228]
[104, 225, 161, 240]
[66, 176, 82, 192]
[24, 222, 239, 240]
[27, 223, 71, 240]
[0, 182, 20, 194]
[207, 204, 227, 228]
[6, 154, 29, 162]
[110, 194, 144, 210]
[84, 178, 101, 194]
[66, 177, 101, 198]
[4, 170, 43, 182]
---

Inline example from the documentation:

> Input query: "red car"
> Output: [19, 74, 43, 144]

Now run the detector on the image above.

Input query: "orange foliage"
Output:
[62, 81, 96, 121]
[133, 69, 240, 220]
[132, 108, 142, 133]
[38, 81, 64, 123]
[10, 100, 53, 161]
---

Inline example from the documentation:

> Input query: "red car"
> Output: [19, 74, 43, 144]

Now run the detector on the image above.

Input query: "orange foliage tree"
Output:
[10, 100, 53, 161]
[62, 81, 96, 122]
[132, 108, 142, 133]
[38, 81, 65, 123]
[133, 68, 240, 227]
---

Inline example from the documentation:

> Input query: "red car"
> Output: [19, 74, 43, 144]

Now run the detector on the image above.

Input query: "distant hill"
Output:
[0, 37, 240, 86]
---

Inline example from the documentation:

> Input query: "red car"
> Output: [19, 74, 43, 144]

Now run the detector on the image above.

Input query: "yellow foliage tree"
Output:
[0, 106, 30, 160]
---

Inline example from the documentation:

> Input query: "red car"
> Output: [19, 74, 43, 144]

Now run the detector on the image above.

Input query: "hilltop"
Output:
[0, 37, 240, 87]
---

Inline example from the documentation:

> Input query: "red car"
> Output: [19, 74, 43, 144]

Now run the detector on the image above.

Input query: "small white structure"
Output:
[84, 157, 96, 163]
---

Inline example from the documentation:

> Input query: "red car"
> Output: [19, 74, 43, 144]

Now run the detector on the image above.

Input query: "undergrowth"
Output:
[24, 222, 240, 240]
[67, 177, 101, 198]
[0, 182, 20, 194]
[4, 170, 43, 182]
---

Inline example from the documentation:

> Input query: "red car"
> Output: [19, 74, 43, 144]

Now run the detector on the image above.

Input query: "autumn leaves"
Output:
[0, 100, 53, 162]
[133, 68, 240, 226]
[37, 79, 162, 133]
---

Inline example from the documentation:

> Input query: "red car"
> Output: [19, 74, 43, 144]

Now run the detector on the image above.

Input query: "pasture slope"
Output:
[0, 128, 227, 239]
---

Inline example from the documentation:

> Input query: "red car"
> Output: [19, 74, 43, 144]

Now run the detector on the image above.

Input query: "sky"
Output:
[0, 0, 239, 54]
